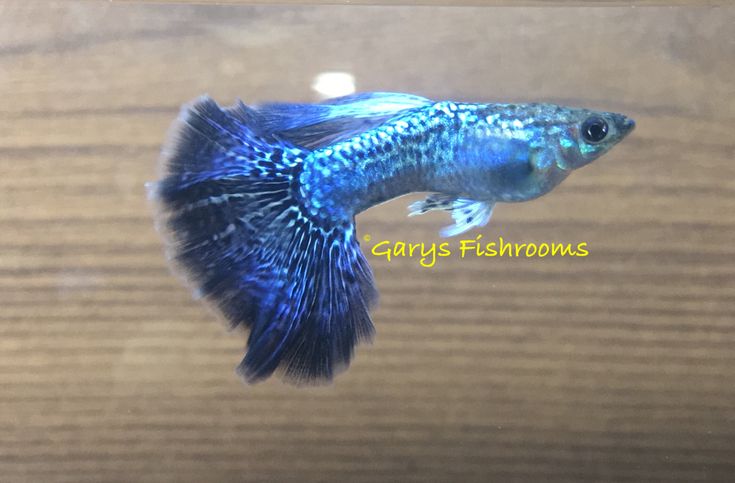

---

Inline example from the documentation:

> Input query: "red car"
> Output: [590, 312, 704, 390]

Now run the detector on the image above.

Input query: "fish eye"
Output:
[581, 116, 609, 144]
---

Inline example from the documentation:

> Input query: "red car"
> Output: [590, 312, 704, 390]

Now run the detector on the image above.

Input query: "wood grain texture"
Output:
[1, 2, 734, 482]
[113, 1, 734, 6]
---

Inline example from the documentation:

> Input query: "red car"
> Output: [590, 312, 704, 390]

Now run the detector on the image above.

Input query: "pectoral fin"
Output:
[408, 194, 494, 237]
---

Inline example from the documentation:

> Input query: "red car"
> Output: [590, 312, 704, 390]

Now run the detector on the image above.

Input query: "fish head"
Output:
[513, 106, 634, 200]
[442, 103, 634, 203]
[553, 108, 635, 171]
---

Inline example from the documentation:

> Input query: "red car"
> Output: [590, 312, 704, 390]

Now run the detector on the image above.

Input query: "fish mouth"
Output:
[613, 114, 636, 138]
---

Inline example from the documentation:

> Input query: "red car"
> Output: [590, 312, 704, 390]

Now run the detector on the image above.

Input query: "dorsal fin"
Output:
[228, 92, 433, 150]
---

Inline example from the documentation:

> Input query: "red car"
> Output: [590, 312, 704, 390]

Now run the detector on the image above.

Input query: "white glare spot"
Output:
[311, 72, 356, 99]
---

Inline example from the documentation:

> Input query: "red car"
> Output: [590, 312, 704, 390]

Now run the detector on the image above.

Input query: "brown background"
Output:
[2, 2, 734, 482]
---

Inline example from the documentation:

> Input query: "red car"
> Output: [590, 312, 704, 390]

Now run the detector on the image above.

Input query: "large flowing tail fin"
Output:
[148, 96, 377, 384]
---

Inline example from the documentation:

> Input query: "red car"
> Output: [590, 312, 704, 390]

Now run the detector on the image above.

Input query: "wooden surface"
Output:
[116, 1, 733, 6]
[2, 2, 734, 482]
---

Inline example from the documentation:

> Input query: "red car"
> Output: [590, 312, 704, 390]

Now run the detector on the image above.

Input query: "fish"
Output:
[147, 92, 635, 385]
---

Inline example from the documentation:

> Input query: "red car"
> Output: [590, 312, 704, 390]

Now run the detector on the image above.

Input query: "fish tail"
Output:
[148, 96, 377, 384]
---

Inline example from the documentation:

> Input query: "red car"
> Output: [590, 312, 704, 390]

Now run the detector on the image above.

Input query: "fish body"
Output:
[149, 92, 634, 384]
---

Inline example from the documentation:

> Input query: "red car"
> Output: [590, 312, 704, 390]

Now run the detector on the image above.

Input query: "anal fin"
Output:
[408, 194, 494, 237]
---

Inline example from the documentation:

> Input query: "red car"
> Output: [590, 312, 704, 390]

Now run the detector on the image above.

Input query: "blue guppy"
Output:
[149, 92, 635, 384]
